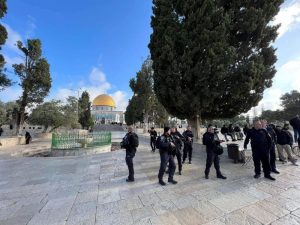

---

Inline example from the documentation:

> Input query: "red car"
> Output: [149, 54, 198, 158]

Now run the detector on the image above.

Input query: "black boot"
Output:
[217, 174, 227, 179]
[159, 180, 166, 186]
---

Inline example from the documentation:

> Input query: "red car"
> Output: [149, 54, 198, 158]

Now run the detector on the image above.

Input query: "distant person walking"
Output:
[121, 127, 139, 182]
[0, 125, 3, 136]
[182, 126, 194, 164]
[149, 127, 157, 152]
[25, 131, 31, 144]
[289, 115, 300, 143]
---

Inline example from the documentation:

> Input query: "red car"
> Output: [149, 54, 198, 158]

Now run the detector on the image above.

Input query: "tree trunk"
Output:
[15, 105, 25, 135]
[188, 114, 202, 140]
[143, 113, 149, 133]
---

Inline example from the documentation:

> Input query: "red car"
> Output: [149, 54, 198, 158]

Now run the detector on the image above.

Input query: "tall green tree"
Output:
[280, 90, 300, 120]
[63, 96, 81, 129]
[149, 0, 283, 138]
[78, 91, 93, 129]
[0, 0, 11, 89]
[125, 96, 144, 126]
[13, 39, 52, 134]
[129, 57, 155, 131]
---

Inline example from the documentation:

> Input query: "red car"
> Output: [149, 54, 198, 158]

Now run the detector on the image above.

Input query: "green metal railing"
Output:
[51, 132, 111, 150]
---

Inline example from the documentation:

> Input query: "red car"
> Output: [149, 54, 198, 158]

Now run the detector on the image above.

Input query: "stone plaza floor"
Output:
[0, 137, 300, 225]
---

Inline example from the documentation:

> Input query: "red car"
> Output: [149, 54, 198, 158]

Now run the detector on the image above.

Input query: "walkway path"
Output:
[0, 137, 300, 225]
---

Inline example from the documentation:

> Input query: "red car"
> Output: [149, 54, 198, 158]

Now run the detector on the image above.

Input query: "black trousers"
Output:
[252, 151, 271, 177]
[150, 138, 156, 151]
[205, 149, 221, 176]
[158, 150, 176, 181]
[183, 143, 193, 162]
[175, 151, 182, 172]
[270, 144, 277, 171]
[125, 150, 136, 180]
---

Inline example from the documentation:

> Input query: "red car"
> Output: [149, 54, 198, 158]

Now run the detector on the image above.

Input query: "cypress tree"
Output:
[149, 0, 283, 138]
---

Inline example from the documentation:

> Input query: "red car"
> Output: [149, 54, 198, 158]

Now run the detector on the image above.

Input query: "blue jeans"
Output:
[293, 128, 300, 142]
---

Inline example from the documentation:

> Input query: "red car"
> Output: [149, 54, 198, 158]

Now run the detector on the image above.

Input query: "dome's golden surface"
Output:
[92, 94, 116, 107]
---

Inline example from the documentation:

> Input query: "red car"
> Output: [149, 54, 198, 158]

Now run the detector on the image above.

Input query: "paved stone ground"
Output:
[0, 137, 300, 225]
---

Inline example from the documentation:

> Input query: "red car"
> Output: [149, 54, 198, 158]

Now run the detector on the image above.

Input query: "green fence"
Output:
[51, 132, 111, 150]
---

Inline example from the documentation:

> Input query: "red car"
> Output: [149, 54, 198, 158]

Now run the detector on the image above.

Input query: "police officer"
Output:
[261, 120, 280, 174]
[182, 126, 194, 164]
[158, 127, 177, 186]
[171, 127, 184, 175]
[244, 120, 275, 180]
[149, 127, 157, 152]
[203, 126, 227, 179]
[122, 126, 138, 182]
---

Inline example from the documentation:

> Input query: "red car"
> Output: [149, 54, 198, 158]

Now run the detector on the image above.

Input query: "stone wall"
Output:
[50, 145, 111, 157]
[0, 136, 26, 147]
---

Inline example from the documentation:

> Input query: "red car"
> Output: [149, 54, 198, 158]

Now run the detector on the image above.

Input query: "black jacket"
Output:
[244, 128, 272, 154]
[234, 126, 241, 132]
[159, 134, 175, 155]
[171, 131, 184, 149]
[266, 127, 277, 144]
[290, 117, 300, 129]
[124, 132, 137, 153]
[149, 130, 157, 140]
[221, 126, 228, 134]
[183, 130, 194, 144]
[203, 132, 220, 152]
[276, 129, 293, 145]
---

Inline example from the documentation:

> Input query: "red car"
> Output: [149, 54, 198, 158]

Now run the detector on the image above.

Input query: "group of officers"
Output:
[122, 119, 299, 185]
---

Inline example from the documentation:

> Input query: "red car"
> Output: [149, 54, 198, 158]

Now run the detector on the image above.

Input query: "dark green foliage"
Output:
[29, 101, 65, 132]
[125, 57, 169, 127]
[260, 90, 300, 123]
[149, 0, 283, 124]
[78, 91, 94, 129]
[29, 97, 80, 132]
[0, 0, 11, 89]
[13, 39, 52, 133]
[260, 110, 283, 123]
[125, 96, 144, 125]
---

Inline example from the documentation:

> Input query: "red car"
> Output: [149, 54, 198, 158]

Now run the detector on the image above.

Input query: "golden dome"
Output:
[92, 94, 116, 107]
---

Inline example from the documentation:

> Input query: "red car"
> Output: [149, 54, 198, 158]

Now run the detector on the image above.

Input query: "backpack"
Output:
[155, 136, 162, 149]
[132, 133, 139, 148]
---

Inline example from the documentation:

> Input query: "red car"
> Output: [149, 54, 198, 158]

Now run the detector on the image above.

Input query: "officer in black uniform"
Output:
[122, 126, 138, 182]
[244, 120, 275, 180]
[158, 127, 177, 186]
[203, 126, 227, 179]
[149, 127, 157, 152]
[171, 127, 184, 175]
[182, 126, 194, 164]
[261, 120, 280, 174]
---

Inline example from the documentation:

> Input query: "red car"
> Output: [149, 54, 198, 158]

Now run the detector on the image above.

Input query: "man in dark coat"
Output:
[182, 126, 194, 164]
[149, 127, 157, 152]
[244, 120, 275, 180]
[203, 126, 226, 179]
[122, 127, 138, 182]
[221, 125, 229, 142]
[157, 127, 177, 186]
[261, 120, 279, 174]
[171, 127, 184, 175]
[289, 115, 300, 143]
